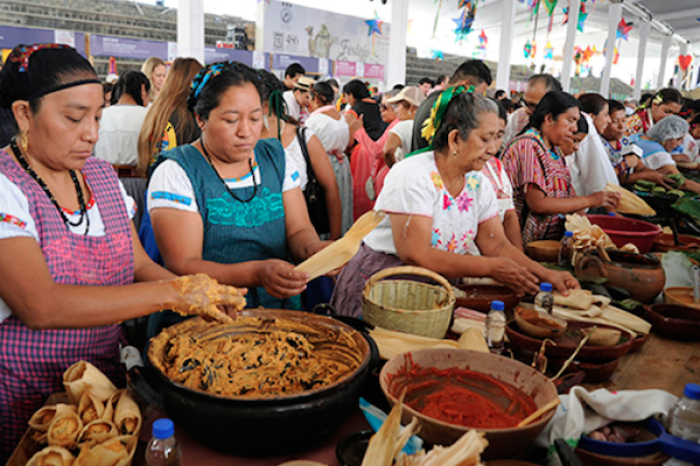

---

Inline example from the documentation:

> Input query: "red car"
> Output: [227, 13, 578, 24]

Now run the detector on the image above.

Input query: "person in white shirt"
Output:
[331, 90, 578, 317]
[503, 74, 562, 146]
[283, 76, 314, 124]
[94, 70, 150, 166]
[383, 85, 426, 166]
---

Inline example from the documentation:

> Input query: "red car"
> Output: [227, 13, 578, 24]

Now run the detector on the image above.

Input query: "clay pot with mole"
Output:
[574, 249, 665, 304]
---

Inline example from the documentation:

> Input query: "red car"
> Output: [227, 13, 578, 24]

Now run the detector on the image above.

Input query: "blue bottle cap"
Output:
[152, 418, 175, 439]
[564, 231, 574, 237]
[491, 300, 504, 311]
[684, 383, 700, 400]
[540, 282, 553, 292]
[608, 212, 616, 216]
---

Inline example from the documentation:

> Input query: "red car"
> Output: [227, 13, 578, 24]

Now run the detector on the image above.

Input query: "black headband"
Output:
[26, 78, 102, 101]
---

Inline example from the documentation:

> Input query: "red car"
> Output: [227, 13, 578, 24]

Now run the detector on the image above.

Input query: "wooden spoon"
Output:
[517, 398, 561, 427]
[295, 210, 386, 280]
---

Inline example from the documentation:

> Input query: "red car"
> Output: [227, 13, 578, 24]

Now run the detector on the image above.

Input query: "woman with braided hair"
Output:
[331, 89, 578, 317]
[94, 70, 150, 167]
[256, 69, 342, 240]
[146, 61, 331, 315]
[626, 88, 683, 136]
[0, 44, 242, 460]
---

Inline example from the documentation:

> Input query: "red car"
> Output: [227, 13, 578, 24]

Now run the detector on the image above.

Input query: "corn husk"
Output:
[47, 410, 83, 449]
[369, 327, 464, 360]
[78, 392, 105, 425]
[102, 389, 125, 422]
[361, 398, 419, 466]
[78, 419, 119, 447]
[458, 328, 489, 353]
[26, 446, 75, 466]
[604, 183, 656, 216]
[553, 290, 594, 311]
[401, 430, 488, 466]
[63, 361, 117, 404]
[113, 390, 141, 436]
[451, 317, 486, 335]
[29, 403, 77, 432]
[552, 304, 651, 335]
[75, 435, 137, 466]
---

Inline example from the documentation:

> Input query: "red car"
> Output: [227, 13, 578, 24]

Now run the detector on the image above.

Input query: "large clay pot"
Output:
[575, 250, 665, 303]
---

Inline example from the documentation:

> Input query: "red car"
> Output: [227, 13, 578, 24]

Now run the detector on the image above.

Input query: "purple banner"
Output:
[204, 47, 253, 66]
[364, 63, 385, 80]
[272, 54, 319, 73]
[91, 35, 167, 60]
[0, 26, 85, 56]
[335, 60, 357, 77]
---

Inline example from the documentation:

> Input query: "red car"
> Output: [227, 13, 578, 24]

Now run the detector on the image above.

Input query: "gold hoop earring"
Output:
[20, 133, 28, 152]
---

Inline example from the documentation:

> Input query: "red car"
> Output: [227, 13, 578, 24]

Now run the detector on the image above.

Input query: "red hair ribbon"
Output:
[9, 43, 71, 72]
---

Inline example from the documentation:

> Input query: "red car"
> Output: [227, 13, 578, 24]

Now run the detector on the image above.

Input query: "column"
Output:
[177, 0, 205, 64]
[692, 55, 700, 89]
[675, 41, 688, 90]
[633, 20, 651, 100]
[560, 0, 581, 92]
[387, 0, 409, 88]
[600, 1, 622, 98]
[657, 34, 672, 89]
[496, 0, 517, 92]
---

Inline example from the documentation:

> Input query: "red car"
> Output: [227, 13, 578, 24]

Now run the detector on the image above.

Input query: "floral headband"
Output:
[9, 43, 101, 100]
[420, 85, 475, 144]
[9, 43, 70, 72]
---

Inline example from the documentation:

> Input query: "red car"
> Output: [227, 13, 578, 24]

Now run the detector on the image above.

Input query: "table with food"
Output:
[4, 43, 700, 466]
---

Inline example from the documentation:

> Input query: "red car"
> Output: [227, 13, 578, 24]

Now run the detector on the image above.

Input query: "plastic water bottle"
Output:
[558, 231, 574, 268]
[146, 418, 182, 466]
[664, 383, 700, 466]
[485, 300, 506, 354]
[535, 282, 554, 315]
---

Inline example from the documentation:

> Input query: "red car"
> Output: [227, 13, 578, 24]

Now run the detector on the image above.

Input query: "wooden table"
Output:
[581, 332, 700, 397]
[137, 332, 700, 466]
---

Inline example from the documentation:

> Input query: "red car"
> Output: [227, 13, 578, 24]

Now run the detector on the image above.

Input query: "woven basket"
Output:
[362, 266, 455, 339]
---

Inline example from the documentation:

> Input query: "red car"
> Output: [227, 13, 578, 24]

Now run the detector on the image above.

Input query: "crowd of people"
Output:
[3, 41, 700, 460]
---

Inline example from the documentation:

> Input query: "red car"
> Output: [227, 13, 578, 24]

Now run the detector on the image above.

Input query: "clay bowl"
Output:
[525, 240, 561, 263]
[664, 287, 700, 311]
[575, 448, 669, 466]
[506, 320, 634, 361]
[547, 357, 620, 383]
[652, 233, 700, 253]
[514, 307, 568, 339]
[454, 284, 520, 313]
[575, 251, 665, 304]
[379, 348, 559, 460]
[645, 303, 700, 341]
[486, 462, 540, 466]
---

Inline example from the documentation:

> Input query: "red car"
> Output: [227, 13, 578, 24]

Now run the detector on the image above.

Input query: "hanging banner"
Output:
[271, 53, 319, 72]
[262, 0, 391, 65]
[364, 63, 385, 80]
[336, 60, 359, 76]
[91, 35, 167, 60]
[0, 25, 86, 56]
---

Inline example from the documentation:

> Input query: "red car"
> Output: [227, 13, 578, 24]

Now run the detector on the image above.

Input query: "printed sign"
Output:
[91, 35, 167, 60]
[263, 0, 390, 66]
[335, 60, 357, 77]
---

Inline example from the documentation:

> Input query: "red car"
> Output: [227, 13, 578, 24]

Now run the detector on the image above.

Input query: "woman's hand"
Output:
[257, 260, 309, 299]
[168, 274, 247, 323]
[636, 170, 673, 189]
[488, 257, 540, 296]
[588, 191, 621, 211]
[541, 270, 579, 296]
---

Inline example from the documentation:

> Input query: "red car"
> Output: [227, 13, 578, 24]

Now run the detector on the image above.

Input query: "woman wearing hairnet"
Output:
[629, 115, 700, 193]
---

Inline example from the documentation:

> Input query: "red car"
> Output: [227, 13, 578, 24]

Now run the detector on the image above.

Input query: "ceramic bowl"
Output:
[379, 348, 558, 459]
[645, 303, 700, 341]
[525, 240, 561, 263]
[664, 287, 700, 311]
[454, 284, 519, 313]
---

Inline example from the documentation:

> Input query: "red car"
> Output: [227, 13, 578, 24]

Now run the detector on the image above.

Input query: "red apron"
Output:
[0, 152, 134, 461]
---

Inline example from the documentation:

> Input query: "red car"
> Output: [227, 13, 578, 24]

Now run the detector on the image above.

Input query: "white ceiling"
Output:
[140, 0, 700, 88]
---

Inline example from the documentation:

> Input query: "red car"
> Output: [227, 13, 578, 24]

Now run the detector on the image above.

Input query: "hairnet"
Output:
[647, 115, 689, 142]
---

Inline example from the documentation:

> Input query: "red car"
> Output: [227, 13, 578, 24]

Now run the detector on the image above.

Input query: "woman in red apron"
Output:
[0, 44, 242, 461]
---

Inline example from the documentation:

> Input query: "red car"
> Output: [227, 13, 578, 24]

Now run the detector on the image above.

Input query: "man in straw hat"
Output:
[283, 75, 315, 124]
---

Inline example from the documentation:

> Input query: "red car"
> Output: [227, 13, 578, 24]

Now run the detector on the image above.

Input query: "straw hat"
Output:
[294, 76, 316, 92]
[386, 86, 426, 107]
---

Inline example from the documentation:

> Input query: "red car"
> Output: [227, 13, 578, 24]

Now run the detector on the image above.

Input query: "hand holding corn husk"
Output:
[603, 183, 656, 216]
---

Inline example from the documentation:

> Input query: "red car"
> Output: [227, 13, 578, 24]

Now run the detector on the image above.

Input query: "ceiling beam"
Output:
[654, 7, 700, 22]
